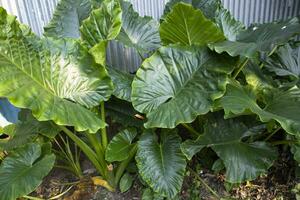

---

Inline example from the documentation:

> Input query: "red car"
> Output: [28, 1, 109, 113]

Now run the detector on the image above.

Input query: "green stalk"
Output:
[188, 167, 220, 199]
[59, 126, 105, 177]
[114, 144, 138, 186]
[264, 127, 281, 141]
[271, 140, 300, 145]
[233, 58, 249, 79]
[101, 102, 108, 149]
[86, 133, 104, 157]
[182, 123, 200, 138]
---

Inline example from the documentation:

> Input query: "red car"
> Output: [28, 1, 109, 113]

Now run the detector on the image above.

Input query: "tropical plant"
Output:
[0, 0, 300, 199]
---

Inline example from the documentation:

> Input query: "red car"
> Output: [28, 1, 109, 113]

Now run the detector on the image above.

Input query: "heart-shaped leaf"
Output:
[0, 143, 55, 200]
[181, 113, 277, 183]
[131, 46, 237, 128]
[105, 128, 137, 162]
[0, 8, 112, 133]
[160, 3, 225, 46]
[136, 129, 186, 198]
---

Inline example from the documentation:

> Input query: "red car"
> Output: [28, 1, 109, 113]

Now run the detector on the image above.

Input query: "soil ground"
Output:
[27, 150, 299, 200]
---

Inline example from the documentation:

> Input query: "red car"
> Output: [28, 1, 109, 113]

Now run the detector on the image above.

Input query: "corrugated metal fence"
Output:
[0, 0, 300, 72]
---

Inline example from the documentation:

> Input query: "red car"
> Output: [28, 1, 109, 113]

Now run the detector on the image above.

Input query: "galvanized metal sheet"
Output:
[1, 0, 300, 72]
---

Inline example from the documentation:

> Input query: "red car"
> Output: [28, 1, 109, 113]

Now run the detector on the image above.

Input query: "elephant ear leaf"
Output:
[181, 113, 277, 183]
[221, 83, 300, 135]
[136, 129, 186, 198]
[162, 0, 222, 21]
[160, 3, 225, 46]
[117, 1, 161, 54]
[105, 128, 137, 162]
[44, 0, 92, 38]
[131, 46, 237, 128]
[80, 0, 122, 65]
[0, 8, 113, 133]
[265, 44, 300, 78]
[210, 17, 300, 58]
[0, 143, 55, 200]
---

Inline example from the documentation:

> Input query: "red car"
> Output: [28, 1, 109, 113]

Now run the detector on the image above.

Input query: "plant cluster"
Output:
[0, 0, 300, 199]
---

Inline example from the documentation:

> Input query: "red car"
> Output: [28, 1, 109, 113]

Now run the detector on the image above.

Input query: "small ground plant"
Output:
[0, 0, 300, 199]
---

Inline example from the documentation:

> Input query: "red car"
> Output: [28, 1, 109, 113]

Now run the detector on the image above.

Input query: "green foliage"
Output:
[210, 17, 300, 57]
[117, 0, 161, 54]
[1, 0, 300, 198]
[181, 113, 278, 183]
[160, 3, 225, 46]
[131, 46, 237, 128]
[44, 0, 92, 38]
[119, 173, 134, 193]
[105, 128, 137, 162]
[0, 143, 55, 200]
[136, 130, 186, 198]
[163, 0, 222, 20]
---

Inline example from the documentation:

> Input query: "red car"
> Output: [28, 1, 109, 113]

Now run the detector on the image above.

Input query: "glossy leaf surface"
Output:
[105, 128, 137, 162]
[117, 1, 161, 54]
[136, 130, 186, 198]
[160, 3, 225, 46]
[0, 8, 112, 133]
[132, 46, 236, 128]
[181, 114, 277, 183]
[0, 143, 55, 200]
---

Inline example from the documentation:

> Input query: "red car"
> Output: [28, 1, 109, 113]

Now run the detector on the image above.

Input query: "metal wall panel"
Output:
[1, 0, 300, 72]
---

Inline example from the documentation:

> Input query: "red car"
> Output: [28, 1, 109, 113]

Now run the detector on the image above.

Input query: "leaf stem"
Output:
[101, 102, 108, 149]
[114, 144, 137, 186]
[233, 58, 249, 79]
[268, 45, 278, 57]
[182, 123, 200, 138]
[59, 126, 106, 177]
[188, 167, 220, 199]
[271, 140, 300, 145]
[264, 127, 281, 141]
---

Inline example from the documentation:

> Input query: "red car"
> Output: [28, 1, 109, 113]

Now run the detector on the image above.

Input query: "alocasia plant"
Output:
[0, 0, 300, 199]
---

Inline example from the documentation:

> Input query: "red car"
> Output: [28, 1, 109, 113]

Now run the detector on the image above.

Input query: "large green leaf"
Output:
[80, 0, 122, 66]
[181, 113, 277, 183]
[136, 129, 186, 198]
[131, 46, 237, 128]
[0, 8, 112, 133]
[265, 44, 300, 78]
[210, 17, 300, 58]
[44, 0, 92, 38]
[105, 128, 137, 162]
[117, 1, 161, 54]
[0, 143, 55, 200]
[162, 0, 221, 20]
[220, 82, 300, 135]
[107, 67, 133, 102]
[0, 110, 59, 151]
[160, 3, 225, 46]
